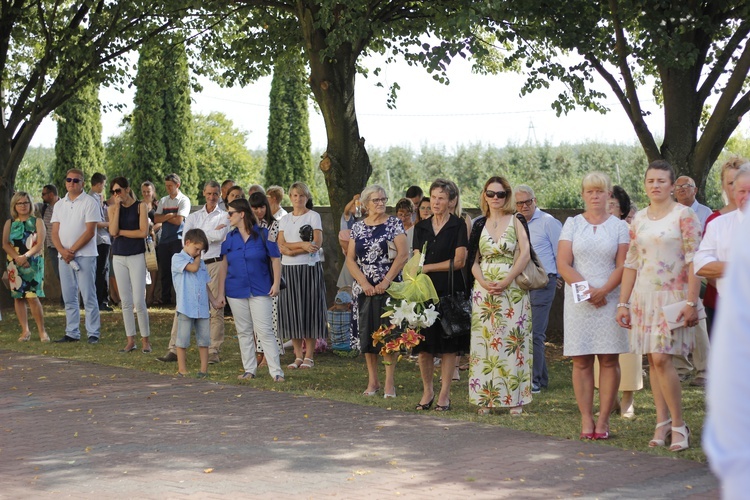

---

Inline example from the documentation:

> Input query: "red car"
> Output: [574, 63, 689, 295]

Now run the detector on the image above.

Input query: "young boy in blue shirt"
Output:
[172, 228, 224, 377]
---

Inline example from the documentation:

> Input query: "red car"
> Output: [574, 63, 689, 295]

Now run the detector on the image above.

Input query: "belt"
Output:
[204, 256, 223, 265]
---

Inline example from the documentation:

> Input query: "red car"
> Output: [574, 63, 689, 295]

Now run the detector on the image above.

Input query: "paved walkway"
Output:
[1, 351, 719, 499]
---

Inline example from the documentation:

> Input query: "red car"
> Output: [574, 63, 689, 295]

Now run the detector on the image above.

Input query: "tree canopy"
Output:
[480, 0, 750, 199]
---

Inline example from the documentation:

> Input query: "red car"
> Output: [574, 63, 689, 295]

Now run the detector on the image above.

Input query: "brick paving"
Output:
[0, 351, 719, 499]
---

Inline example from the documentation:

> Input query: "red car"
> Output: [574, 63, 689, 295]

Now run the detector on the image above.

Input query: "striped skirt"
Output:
[278, 262, 329, 339]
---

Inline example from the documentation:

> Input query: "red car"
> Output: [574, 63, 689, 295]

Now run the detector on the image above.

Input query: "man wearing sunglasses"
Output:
[51, 169, 102, 344]
[515, 185, 562, 394]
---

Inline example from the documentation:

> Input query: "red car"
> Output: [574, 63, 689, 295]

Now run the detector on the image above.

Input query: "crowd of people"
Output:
[5, 158, 750, 455]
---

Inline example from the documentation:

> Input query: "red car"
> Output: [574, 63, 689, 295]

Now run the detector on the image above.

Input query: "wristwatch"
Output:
[686, 301, 697, 307]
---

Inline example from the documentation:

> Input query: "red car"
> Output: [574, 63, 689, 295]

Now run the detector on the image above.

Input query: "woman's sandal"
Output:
[434, 400, 451, 411]
[509, 406, 523, 416]
[17, 332, 31, 342]
[415, 397, 434, 411]
[669, 424, 690, 452]
[300, 358, 315, 369]
[477, 407, 492, 416]
[362, 388, 380, 396]
[40, 332, 50, 343]
[287, 358, 303, 369]
[648, 418, 673, 447]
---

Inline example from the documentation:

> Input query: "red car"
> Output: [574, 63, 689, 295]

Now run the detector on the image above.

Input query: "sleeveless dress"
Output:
[6, 217, 45, 299]
[469, 222, 532, 408]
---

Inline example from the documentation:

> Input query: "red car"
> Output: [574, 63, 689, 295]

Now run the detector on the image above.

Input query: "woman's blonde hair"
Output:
[581, 171, 612, 193]
[10, 191, 33, 219]
[721, 156, 748, 182]
[480, 176, 514, 216]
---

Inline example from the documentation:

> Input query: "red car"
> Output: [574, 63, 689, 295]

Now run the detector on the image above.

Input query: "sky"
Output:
[28, 53, 748, 153]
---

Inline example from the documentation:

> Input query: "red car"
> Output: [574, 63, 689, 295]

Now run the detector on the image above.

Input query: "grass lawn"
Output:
[1, 303, 707, 462]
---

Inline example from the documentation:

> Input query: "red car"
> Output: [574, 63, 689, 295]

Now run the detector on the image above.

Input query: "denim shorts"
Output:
[176, 312, 210, 348]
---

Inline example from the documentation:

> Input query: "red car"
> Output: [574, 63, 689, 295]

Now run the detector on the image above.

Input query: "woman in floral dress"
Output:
[616, 160, 702, 452]
[2, 191, 49, 342]
[346, 185, 408, 397]
[469, 177, 532, 415]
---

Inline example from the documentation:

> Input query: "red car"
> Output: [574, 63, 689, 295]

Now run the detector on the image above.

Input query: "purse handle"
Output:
[448, 257, 455, 296]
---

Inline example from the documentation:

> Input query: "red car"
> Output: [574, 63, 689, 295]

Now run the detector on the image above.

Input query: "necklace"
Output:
[648, 203, 673, 220]
[291, 211, 307, 224]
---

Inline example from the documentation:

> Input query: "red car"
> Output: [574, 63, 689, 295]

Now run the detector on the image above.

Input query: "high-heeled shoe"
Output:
[669, 423, 690, 452]
[383, 392, 397, 399]
[594, 430, 610, 440]
[119, 344, 137, 353]
[648, 419, 673, 447]
[17, 332, 31, 342]
[40, 332, 51, 343]
[362, 388, 379, 396]
[415, 397, 434, 410]
[580, 432, 595, 440]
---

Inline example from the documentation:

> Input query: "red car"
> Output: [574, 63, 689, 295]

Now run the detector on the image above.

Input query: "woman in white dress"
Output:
[558, 172, 630, 439]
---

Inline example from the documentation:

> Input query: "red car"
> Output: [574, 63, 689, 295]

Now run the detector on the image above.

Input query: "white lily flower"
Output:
[421, 304, 439, 327]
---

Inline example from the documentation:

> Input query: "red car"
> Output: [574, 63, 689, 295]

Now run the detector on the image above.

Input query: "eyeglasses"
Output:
[370, 197, 388, 205]
[227, 211, 239, 216]
[15, 201, 31, 206]
[110, 188, 122, 194]
[485, 190, 507, 199]
[515, 199, 534, 207]
[66, 177, 82, 184]
[675, 183, 695, 190]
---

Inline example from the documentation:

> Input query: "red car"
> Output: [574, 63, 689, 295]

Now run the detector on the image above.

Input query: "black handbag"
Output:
[438, 258, 472, 339]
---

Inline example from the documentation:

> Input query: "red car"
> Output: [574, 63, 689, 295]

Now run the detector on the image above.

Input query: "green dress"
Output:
[6, 217, 45, 299]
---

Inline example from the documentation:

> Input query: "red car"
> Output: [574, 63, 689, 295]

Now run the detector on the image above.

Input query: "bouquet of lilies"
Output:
[372, 244, 440, 357]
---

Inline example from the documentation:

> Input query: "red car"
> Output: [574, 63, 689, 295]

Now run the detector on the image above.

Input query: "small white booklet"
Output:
[662, 300, 707, 330]
[572, 281, 591, 303]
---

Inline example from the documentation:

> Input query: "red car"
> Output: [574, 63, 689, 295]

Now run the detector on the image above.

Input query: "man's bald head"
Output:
[674, 175, 697, 206]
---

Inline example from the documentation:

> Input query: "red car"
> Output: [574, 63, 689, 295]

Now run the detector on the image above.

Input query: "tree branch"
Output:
[698, 22, 750, 103]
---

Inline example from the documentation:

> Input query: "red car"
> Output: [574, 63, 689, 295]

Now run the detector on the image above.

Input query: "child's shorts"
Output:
[176, 312, 210, 348]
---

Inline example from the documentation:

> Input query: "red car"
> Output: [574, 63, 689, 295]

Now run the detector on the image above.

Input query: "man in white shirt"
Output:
[154, 173, 192, 304]
[695, 166, 750, 297]
[157, 181, 229, 364]
[674, 175, 712, 229]
[51, 169, 101, 343]
[267, 185, 288, 221]
[704, 198, 750, 498]
[516, 185, 562, 393]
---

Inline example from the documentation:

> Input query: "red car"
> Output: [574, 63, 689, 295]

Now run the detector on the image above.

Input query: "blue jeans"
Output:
[59, 256, 101, 339]
[529, 275, 557, 388]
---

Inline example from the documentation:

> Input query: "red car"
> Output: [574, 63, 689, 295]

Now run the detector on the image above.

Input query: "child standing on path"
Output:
[172, 229, 224, 377]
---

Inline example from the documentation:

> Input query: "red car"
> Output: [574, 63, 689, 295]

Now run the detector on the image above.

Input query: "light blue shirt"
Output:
[690, 200, 712, 230]
[527, 208, 562, 275]
[171, 250, 211, 319]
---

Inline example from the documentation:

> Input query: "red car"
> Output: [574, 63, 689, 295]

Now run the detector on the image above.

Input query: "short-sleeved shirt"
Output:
[278, 210, 322, 265]
[40, 202, 56, 248]
[156, 191, 191, 244]
[694, 209, 745, 297]
[171, 250, 211, 319]
[50, 192, 101, 257]
[351, 216, 405, 286]
[413, 213, 468, 295]
[221, 226, 281, 299]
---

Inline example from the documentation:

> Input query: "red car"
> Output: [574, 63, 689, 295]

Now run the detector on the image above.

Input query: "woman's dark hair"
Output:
[227, 185, 245, 200]
[249, 192, 274, 226]
[110, 176, 137, 201]
[646, 160, 676, 184]
[429, 178, 458, 200]
[611, 185, 631, 220]
[395, 197, 415, 213]
[416, 197, 431, 222]
[229, 198, 258, 238]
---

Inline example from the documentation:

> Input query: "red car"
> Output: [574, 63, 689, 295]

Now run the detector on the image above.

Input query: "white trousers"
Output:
[228, 295, 283, 379]
[112, 254, 150, 338]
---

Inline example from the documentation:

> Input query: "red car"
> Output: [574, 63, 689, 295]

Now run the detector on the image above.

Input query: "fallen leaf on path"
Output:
[204, 468, 214, 473]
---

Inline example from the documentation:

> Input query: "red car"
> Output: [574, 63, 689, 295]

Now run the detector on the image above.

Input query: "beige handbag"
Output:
[513, 214, 549, 291]
[144, 237, 158, 272]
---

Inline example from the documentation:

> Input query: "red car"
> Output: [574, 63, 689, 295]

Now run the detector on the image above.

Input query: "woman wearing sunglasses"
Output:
[108, 177, 151, 353]
[468, 177, 533, 415]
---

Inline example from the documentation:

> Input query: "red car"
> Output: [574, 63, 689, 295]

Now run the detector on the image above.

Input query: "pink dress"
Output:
[625, 204, 701, 355]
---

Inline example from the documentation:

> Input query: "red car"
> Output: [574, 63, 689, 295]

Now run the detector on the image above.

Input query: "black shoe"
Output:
[87, 336, 99, 344]
[157, 352, 178, 362]
[532, 384, 541, 394]
[54, 335, 80, 343]
[99, 304, 113, 312]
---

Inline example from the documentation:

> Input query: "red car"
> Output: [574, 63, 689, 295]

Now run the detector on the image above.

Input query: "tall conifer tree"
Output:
[266, 51, 311, 190]
[53, 82, 104, 189]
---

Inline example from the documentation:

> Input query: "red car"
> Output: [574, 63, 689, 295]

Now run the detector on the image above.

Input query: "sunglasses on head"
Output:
[66, 177, 82, 184]
[110, 188, 122, 194]
[485, 190, 507, 199]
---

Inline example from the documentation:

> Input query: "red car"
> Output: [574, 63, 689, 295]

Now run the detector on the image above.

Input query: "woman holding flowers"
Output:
[3, 191, 48, 342]
[412, 179, 469, 411]
[346, 185, 409, 397]
[468, 177, 532, 415]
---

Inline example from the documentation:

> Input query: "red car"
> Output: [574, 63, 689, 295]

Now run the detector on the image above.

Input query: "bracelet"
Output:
[617, 303, 630, 309]
[686, 301, 697, 307]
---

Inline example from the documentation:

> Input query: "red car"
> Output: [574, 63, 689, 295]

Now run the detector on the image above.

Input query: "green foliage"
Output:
[266, 51, 312, 190]
[131, 36, 196, 200]
[15, 147, 55, 201]
[52, 82, 104, 189]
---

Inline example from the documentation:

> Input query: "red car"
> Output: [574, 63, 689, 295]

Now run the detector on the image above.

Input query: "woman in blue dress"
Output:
[346, 185, 408, 398]
[3, 191, 49, 342]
